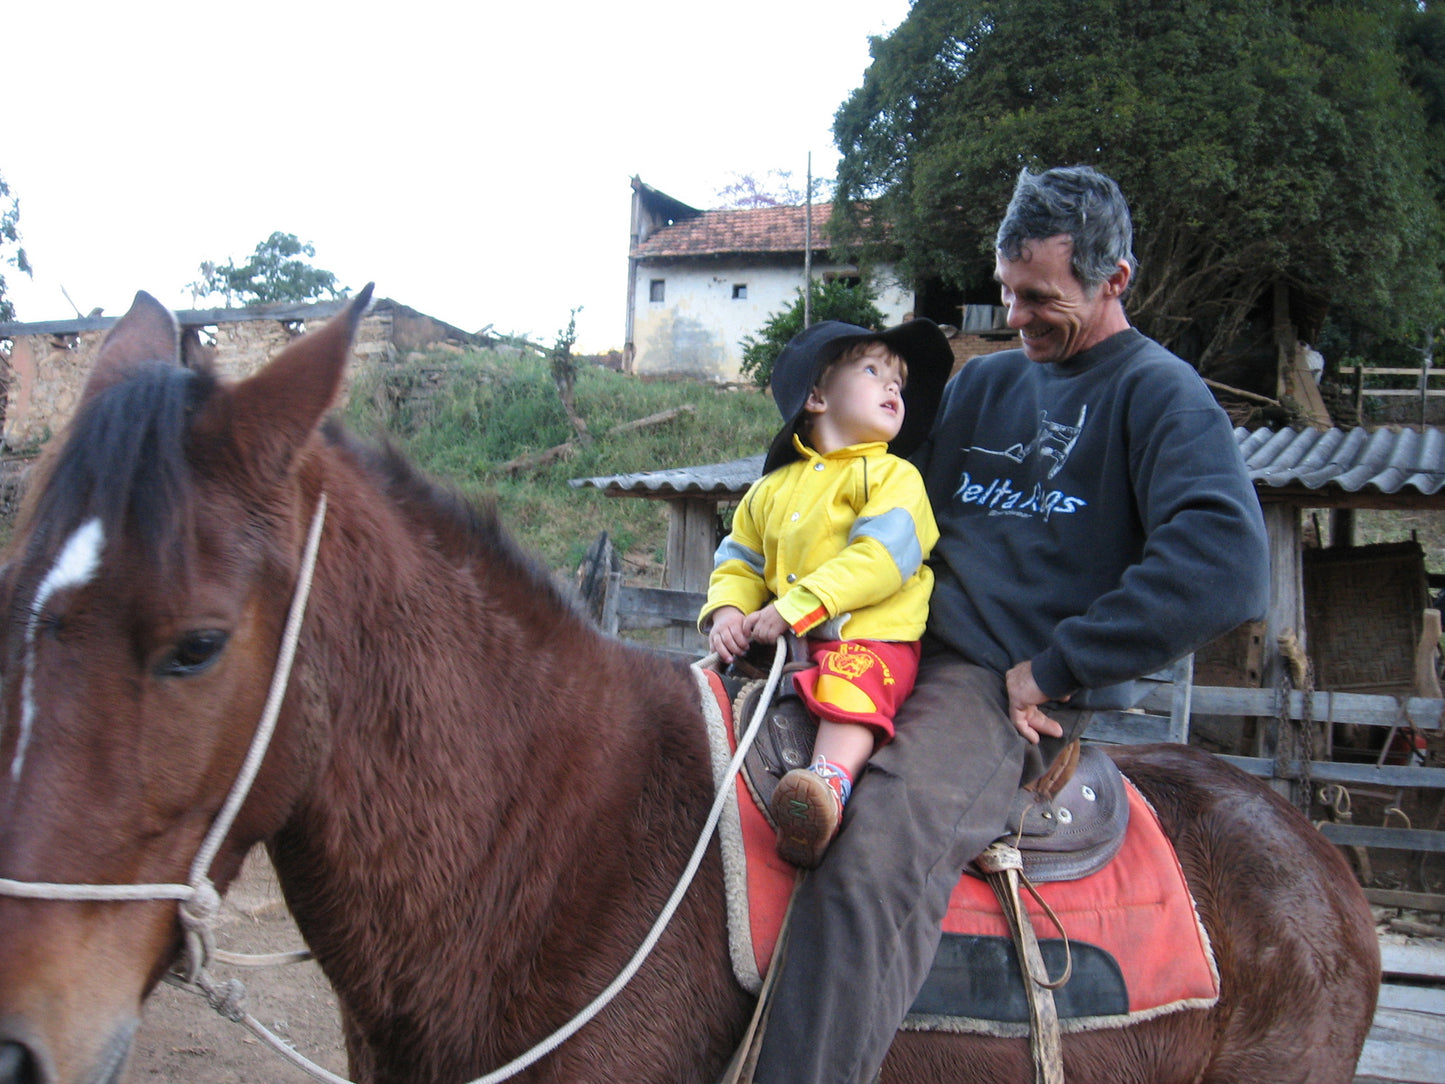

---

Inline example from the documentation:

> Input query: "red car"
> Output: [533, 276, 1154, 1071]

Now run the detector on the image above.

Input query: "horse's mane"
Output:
[321, 421, 586, 619]
[23, 363, 213, 580]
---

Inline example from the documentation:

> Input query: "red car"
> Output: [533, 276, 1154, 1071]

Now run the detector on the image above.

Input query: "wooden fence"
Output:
[1341, 362, 1445, 421]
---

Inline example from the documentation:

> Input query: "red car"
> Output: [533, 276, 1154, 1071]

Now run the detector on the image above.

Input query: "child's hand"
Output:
[708, 607, 750, 663]
[742, 603, 789, 647]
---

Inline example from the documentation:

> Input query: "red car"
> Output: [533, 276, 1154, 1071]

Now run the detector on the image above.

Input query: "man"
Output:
[751, 165, 1271, 1084]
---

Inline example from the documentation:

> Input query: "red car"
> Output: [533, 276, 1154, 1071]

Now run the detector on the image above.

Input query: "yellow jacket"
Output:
[700, 438, 938, 641]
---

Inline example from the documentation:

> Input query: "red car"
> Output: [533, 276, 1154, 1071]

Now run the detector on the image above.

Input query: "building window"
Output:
[732, 283, 748, 300]
[649, 279, 666, 303]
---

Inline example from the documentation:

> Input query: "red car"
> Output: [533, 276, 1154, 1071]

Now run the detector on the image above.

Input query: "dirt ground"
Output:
[120, 848, 347, 1084]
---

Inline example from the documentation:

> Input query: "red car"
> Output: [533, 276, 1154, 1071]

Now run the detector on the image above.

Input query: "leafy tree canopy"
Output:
[832, 0, 1445, 368]
[191, 231, 348, 306]
[739, 277, 886, 388]
[0, 169, 32, 323]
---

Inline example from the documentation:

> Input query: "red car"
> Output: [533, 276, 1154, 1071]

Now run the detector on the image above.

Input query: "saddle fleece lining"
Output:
[695, 665, 768, 993]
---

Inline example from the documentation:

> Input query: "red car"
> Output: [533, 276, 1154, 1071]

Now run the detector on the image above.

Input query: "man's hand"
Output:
[741, 603, 789, 647]
[1005, 660, 1066, 744]
[707, 606, 750, 663]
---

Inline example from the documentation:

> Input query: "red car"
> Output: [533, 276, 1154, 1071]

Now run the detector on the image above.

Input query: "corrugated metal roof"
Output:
[1240, 426, 1445, 496]
[571, 428, 1445, 500]
[570, 455, 765, 498]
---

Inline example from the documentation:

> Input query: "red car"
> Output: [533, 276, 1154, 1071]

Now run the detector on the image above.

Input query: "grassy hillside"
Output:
[341, 348, 779, 577]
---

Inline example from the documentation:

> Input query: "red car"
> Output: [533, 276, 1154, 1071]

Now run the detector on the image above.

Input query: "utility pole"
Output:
[804, 152, 813, 328]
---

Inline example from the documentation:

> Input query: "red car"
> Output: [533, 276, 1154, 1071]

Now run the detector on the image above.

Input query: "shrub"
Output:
[738, 278, 886, 389]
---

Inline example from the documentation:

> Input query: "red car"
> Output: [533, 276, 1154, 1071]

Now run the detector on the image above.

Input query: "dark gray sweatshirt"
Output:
[914, 328, 1270, 709]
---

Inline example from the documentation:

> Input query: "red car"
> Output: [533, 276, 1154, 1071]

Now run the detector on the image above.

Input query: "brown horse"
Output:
[0, 290, 1380, 1084]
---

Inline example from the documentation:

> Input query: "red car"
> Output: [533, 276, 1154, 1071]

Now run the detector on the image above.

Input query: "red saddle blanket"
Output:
[696, 667, 1220, 1033]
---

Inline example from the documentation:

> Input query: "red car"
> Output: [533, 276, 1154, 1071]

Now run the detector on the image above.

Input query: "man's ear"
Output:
[1103, 259, 1132, 299]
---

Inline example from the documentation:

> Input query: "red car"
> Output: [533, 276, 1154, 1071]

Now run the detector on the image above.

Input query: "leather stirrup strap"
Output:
[978, 843, 1070, 1084]
[719, 874, 804, 1084]
[1029, 738, 1081, 803]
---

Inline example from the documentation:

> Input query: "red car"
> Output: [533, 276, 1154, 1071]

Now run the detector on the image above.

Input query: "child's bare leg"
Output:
[811, 719, 874, 781]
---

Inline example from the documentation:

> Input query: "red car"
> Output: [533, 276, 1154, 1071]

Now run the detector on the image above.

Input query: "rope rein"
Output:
[0, 509, 786, 1084]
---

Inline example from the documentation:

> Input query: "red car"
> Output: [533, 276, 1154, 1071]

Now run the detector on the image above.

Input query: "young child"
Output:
[700, 318, 952, 868]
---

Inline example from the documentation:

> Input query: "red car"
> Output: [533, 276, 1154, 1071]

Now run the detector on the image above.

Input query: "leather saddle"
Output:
[722, 646, 1129, 884]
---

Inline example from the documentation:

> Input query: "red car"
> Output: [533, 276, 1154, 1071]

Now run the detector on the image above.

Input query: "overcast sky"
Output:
[6, 1, 912, 351]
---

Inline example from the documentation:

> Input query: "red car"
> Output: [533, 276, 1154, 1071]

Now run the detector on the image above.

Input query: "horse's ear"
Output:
[181, 327, 216, 370]
[83, 291, 181, 401]
[209, 284, 375, 483]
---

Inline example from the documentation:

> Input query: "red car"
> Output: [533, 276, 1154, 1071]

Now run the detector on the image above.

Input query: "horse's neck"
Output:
[269, 500, 715, 1036]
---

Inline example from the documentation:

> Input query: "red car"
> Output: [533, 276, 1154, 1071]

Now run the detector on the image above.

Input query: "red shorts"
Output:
[792, 639, 921, 741]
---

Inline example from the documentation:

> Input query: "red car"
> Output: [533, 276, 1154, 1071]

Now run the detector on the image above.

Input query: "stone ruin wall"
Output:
[0, 309, 398, 451]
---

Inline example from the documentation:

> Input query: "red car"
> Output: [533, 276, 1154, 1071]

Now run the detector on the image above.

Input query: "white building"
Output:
[624, 177, 915, 382]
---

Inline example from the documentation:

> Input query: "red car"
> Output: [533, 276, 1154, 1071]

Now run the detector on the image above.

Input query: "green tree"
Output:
[191, 231, 347, 306]
[739, 278, 887, 388]
[831, 0, 1445, 370]
[0, 170, 32, 323]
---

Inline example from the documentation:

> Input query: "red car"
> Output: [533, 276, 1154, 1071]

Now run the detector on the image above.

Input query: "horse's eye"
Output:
[157, 629, 229, 677]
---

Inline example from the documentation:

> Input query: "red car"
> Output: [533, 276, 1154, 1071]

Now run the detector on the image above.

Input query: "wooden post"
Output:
[1416, 609, 1443, 701]
[1260, 501, 1304, 799]
[664, 497, 719, 652]
[1168, 654, 1194, 745]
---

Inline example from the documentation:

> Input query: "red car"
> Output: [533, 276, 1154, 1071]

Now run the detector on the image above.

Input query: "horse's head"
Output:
[0, 286, 373, 1084]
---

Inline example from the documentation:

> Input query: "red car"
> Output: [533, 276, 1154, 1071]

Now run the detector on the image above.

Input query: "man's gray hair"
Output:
[995, 166, 1137, 293]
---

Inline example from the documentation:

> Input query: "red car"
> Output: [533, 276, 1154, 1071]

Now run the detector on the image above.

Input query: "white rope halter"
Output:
[0, 493, 785, 1084]
[0, 494, 329, 974]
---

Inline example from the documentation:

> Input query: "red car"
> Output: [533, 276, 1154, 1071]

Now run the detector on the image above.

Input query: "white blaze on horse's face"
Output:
[11, 518, 105, 781]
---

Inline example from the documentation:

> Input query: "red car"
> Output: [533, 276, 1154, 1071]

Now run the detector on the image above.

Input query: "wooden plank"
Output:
[1261, 504, 1303, 744]
[1379, 983, 1445, 1016]
[616, 586, 706, 625]
[1319, 824, 1445, 853]
[1340, 366, 1445, 376]
[1105, 748, 1445, 792]
[1215, 754, 1275, 775]
[1281, 761, 1445, 789]
[1371, 1005, 1445, 1047]
[1357, 1034, 1445, 1084]
[1382, 941, 1445, 981]
[1168, 655, 1193, 744]
[1353, 388, 1445, 398]
[0, 299, 350, 338]
[1138, 685, 1445, 730]
[1417, 610, 1443, 698]
[663, 500, 715, 653]
[1081, 712, 1172, 746]
[1362, 980, 1445, 1084]
[1366, 888, 1445, 913]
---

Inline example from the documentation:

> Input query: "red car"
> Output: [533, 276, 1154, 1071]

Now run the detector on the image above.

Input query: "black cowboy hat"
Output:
[763, 318, 954, 475]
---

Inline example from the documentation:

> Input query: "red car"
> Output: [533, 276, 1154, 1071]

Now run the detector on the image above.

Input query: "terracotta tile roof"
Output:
[633, 204, 836, 259]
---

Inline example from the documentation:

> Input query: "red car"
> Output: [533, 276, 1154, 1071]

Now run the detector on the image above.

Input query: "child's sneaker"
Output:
[770, 756, 851, 869]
